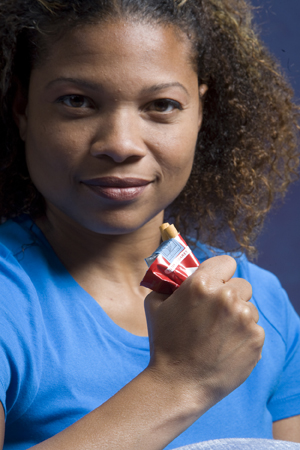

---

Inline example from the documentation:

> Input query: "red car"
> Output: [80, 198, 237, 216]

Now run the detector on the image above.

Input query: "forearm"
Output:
[273, 415, 300, 443]
[30, 368, 206, 450]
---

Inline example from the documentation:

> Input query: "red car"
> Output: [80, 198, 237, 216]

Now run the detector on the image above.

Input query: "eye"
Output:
[56, 95, 93, 109]
[147, 99, 183, 113]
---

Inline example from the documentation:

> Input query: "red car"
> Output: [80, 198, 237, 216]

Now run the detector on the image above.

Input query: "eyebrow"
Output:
[45, 77, 190, 97]
[140, 82, 189, 97]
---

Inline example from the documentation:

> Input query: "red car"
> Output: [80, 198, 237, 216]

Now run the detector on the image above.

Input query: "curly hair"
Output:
[0, 0, 299, 256]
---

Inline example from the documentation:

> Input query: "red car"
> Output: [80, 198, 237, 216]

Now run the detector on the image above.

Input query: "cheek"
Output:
[25, 120, 84, 183]
[154, 126, 198, 182]
[24, 130, 87, 209]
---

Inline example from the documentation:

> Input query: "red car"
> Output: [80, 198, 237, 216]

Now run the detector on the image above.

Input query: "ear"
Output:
[198, 84, 208, 130]
[12, 78, 28, 142]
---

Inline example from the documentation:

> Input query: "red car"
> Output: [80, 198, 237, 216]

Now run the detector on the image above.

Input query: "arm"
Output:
[30, 368, 208, 450]
[0, 256, 264, 450]
[0, 381, 209, 450]
[273, 415, 300, 443]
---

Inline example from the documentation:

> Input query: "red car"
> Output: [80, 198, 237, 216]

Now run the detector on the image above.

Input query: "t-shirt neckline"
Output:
[16, 215, 150, 350]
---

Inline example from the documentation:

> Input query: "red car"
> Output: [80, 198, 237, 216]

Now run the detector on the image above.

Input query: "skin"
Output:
[1, 18, 294, 449]
[14, 19, 206, 337]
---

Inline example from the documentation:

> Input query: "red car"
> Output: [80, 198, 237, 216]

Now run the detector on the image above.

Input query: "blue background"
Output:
[251, 0, 300, 315]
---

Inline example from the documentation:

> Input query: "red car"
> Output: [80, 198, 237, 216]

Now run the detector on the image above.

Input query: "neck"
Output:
[35, 208, 164, 287]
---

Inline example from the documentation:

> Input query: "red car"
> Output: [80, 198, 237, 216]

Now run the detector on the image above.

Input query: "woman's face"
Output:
[16, 20, 205, 234]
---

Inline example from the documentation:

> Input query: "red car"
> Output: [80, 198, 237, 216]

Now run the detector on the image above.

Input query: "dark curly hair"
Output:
[0, 0, 299, 256]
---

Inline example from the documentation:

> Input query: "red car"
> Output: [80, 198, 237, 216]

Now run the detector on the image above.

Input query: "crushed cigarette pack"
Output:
[140, 223, 200, 294]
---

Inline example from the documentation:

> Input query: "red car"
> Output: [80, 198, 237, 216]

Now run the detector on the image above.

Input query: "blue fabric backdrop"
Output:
[251, 0, 300, 315]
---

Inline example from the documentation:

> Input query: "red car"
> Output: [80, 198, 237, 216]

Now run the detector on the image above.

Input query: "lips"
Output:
[83, 177, 152, 187]
[82, 177, 152, 201]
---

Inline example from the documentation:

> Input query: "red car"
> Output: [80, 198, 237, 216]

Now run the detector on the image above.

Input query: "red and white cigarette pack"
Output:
[140, 234, 200, 295]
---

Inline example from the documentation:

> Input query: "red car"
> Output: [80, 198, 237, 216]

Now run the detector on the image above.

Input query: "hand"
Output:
[144, 255, 265, 410]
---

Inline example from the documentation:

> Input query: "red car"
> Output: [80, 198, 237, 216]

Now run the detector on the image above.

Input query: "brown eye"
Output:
[68, 95, 85, 107]
[149, 99, 182, 113]
[57, 95, 92, 108]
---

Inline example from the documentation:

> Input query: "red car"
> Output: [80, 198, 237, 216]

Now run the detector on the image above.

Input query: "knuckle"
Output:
[238, 304, 253, 326]
[217, 287, 238, 311]
[221, 286, 236, 302]
[189, 272, 211, 296]
[218, 291, 254, 327]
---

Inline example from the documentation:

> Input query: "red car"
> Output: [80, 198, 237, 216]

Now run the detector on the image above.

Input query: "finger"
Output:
[194, 255, 237, 285]
[232, 299, 260, 325]
[221, 278, 259, 322]
[225, 277, 253, 302]
[247, 302, 259, 323]
[238, 297, 260, 324]
[144, 291, 169, 318]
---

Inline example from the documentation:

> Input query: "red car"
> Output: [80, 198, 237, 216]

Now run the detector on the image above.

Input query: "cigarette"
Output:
[159, 223, 179, 241]
[159, 223, 170, 241]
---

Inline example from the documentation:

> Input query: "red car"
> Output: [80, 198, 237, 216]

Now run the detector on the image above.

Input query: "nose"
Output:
[90, 108, 147, 163]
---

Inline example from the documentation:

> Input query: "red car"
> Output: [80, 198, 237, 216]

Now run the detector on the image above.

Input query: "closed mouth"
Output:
[82, 177, 152, 188]
[81, 177, 152, 201]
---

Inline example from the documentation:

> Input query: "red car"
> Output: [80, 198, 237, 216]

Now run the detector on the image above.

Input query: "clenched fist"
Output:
[144, 255, 265, 411]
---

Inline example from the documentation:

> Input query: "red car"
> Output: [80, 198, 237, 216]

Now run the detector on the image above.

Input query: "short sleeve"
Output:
[267, 287, 300, 421]
[242, 258, 300, 422]
[0, 245, 43, 424]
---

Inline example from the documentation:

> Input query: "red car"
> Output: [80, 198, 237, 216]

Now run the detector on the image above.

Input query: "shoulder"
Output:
[0, 216, 41, 300]
[0, 215, 43, 257]
[193, 240, 290, 306]
[193, 241, 300, 342]
[0, 218, 44, 331]
[0, 220, 45, 422]
[237, 257, 299, 344]
[0, 217, 48, 353]
[238, 255, 285, 304]
[0, 215, 56, 287]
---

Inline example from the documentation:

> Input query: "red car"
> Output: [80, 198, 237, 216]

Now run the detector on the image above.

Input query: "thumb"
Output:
[144, 290, 169, 322]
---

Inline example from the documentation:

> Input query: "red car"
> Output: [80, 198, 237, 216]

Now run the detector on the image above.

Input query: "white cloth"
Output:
[174, 439, 300, 449]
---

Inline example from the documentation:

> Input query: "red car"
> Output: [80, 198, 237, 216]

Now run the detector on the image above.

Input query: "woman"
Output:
[0, 0, 299, 449]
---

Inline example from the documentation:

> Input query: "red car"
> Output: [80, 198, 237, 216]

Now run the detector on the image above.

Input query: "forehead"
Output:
[46, 19, 192, 58]
[33, 20, 197, 89]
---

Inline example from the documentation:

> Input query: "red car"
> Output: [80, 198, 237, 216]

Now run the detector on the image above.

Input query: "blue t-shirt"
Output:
[0, 215, 299, 450]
